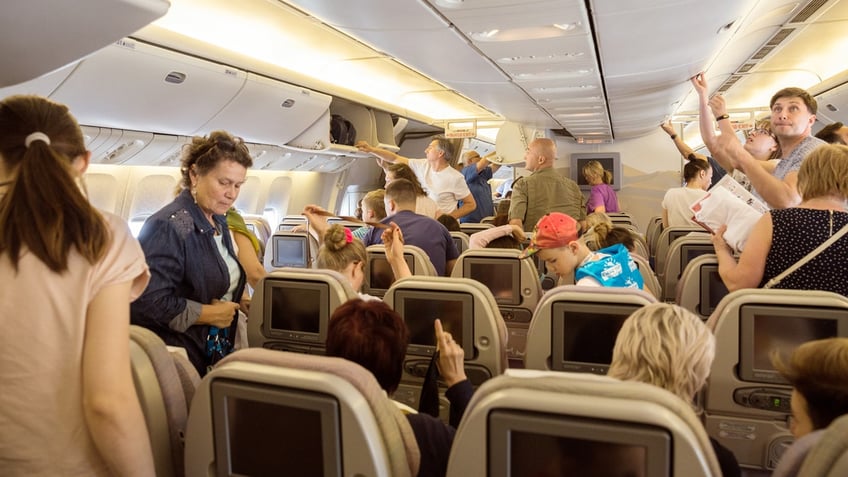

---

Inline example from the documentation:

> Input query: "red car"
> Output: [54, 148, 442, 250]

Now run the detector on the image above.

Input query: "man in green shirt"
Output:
[508, 138, 587, 231]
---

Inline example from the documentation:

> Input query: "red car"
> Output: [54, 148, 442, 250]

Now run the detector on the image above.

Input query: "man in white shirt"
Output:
[356, 137, 477, 219]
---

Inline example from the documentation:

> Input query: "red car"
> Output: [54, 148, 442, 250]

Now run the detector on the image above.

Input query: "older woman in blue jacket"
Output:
[131, 131, 253, 376]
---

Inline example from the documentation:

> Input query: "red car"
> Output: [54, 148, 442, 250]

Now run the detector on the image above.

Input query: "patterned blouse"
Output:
[762, 208, 848, 296]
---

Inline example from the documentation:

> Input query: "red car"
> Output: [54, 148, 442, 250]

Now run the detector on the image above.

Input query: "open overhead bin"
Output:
[0, 0, 170, 87]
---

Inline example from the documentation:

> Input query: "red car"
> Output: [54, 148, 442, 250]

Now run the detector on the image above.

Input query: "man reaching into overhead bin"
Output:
[357, 137, 477, 220]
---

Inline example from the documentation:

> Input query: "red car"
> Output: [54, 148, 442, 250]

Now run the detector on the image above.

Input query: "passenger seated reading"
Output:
[711, 144, 848, 297]
[770, 338, 848, 477]
[608, 303, 741, 477]
[326, 299, 473, 477]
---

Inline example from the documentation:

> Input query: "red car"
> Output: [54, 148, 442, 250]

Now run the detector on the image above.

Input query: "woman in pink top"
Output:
[0, 95, 154, 476]
[583, 160, 620, 213]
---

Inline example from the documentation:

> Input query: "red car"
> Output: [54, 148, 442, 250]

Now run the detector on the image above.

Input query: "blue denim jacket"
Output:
[130, 189, 246, 376]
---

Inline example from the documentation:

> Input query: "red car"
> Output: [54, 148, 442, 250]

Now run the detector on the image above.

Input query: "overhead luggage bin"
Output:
[51, 39, 247, 136]
[198, 72, 332, 146]
[372, 109, 400, 153]
[0, 63, 78, 99]
[0, 0, 170, 87]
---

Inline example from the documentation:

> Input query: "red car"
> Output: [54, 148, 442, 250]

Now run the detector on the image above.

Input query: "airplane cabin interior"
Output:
[3, 0, 848, 475]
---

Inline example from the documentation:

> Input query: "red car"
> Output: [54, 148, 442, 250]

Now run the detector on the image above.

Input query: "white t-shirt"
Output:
[408, 158, 471, 214]
[662, 187, 708, 227]
[415, 195, 441, 219]
[731, 159, 781, 193]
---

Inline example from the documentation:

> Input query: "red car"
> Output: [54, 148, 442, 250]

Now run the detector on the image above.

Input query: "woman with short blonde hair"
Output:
[608, 303, 740, 476]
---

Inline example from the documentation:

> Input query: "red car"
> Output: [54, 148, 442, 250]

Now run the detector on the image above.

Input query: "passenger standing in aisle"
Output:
[509, 138, 586, 231]
[459, 150, 497, 222]
[692, 73, 825, 209]
[0, 95, 154, 476]
[357, 137, 477, 219]
[131, 131, 252, 376]
[582, 159, 619, 214]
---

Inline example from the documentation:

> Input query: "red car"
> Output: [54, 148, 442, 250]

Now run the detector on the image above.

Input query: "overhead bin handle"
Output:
[164, 72, 187, 84]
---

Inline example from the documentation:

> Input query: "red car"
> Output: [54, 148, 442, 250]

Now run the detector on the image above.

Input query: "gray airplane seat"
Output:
[449, 231, 470, 254]
[241, 214, 272, 261]
[445, 370, 721, 477]
[263, 231, 318, 272]
[607, 212, 637, 228]
[130, 325, 200, 477]
[629, 228, 651, 261]
[675, 254, 728, 320]
[653, 226, 706, 280]
[276, 215, 307, 232]
[524, 285, 656, 372]
[363, 244, 438, 298]
[645, 215, 664, 257]
[660, 233, 715, 302]
[629, 253, 663, 299]
[450, 247, 542, 368]
[383, 276, 507, 418]
[798, 414, 848, 477]
[247, 268, 358, 353]
[460, 222, 494, 236]
[184, 348, 420, 477]
[703, 289, 848, 471]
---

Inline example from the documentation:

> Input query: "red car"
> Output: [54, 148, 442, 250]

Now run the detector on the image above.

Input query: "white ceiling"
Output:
[3, 0, 845, 145]
[283, 0, 845, 142]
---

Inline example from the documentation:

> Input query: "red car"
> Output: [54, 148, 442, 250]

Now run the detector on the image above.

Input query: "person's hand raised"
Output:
[435, 318, 467, 388]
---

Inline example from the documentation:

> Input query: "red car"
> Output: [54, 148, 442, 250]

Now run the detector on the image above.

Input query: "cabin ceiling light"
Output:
[498, 52, 584, 64]
[558, 112, 603, 118]
[471, 24, 582, 42]
[553, 22, 580, 32]
[550, 105, 602, 111]
[434, 0, 464, 7]
[533, 85, 597, 93]
[539, 96, 602, 102]
[513, 69, 593, 80]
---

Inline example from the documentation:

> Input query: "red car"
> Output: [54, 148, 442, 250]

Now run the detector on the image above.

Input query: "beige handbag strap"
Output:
[764, 222, 848, 288]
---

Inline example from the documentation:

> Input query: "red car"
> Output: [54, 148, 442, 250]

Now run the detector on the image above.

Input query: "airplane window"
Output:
[128, 215, 149, 238]
[262, 208, 278, 231]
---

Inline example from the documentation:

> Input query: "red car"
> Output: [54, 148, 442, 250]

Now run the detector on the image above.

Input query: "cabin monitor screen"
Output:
[271, 235, 309, 268]
[698, 264, 729, 316]
[680, 244, 714, 272]
[263, 279, 329, 344]
[463, 257, 521, 306]
[570, 152, 622, 191]
[488, 410, 670, 477]
[452, 235, 464, 253]
[551, 302, 641, 374]
[365, 254, 415, 295]
[739, 305, 846, 384]
[211, 379, 341, 477]
[392, 289, 474, 357]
